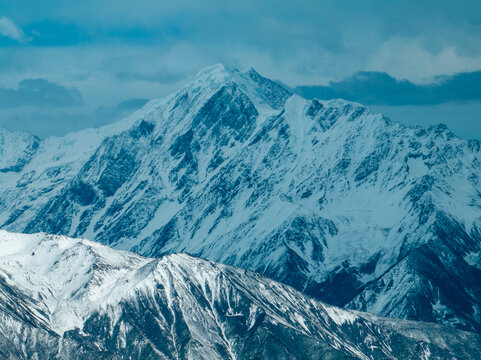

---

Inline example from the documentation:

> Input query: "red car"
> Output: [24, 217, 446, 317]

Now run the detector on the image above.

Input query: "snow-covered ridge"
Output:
[1, 230, 480, 359]
[0, 64, 480, 334]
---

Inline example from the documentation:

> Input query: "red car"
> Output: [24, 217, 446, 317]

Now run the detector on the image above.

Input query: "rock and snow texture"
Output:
[0, 230, 480, 360]
[1, 64, 481, 332]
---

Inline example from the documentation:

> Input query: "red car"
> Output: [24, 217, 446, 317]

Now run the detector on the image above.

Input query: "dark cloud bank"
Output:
[294, 70, 481, 106]
[0, 79, 82, 108]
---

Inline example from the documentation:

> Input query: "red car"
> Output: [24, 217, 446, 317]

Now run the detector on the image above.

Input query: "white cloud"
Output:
[0, 16, 27, 42]
[367, 37, 481, 83]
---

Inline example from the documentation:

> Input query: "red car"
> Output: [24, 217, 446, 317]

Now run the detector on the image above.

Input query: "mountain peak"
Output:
[0, 125, 39, 173]
[186, 64, 292, 110]
[190, 63, 238, 89]
[195, 63, 237, 76]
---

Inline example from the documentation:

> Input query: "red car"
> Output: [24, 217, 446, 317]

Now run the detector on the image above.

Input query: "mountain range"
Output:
[0, 64, 480, 337]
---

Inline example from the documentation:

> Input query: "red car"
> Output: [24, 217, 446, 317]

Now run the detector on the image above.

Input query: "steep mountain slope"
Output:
[1, 65, 480, 332]
[1, 230, 480, 360]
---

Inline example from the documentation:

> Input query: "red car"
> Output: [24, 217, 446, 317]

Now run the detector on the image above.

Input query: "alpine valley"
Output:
[1, 230, 480, 359]
[1, 65, 481, 355]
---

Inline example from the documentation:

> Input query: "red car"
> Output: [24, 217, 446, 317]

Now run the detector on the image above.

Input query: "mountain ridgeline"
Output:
[0, 64, 480, 333]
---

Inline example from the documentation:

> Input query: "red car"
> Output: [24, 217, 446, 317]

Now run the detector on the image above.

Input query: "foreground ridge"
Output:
[1, 230, 480, 359]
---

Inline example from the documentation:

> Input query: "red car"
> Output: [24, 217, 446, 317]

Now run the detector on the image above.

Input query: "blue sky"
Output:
[0, 0, 480, 139]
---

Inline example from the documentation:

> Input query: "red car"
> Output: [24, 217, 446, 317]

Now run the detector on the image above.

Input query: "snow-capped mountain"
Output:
[1, 230, 480, 360]
[0, 125, 39, 173]
[1, 64, 480, 333]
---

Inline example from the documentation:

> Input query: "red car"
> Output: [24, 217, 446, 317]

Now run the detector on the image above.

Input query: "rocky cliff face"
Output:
[1, 230, 480, 360]
[1, 64, 480, 332]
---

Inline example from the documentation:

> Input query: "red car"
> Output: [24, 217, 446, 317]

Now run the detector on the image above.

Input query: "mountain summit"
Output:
[1, 65, 480, 332]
